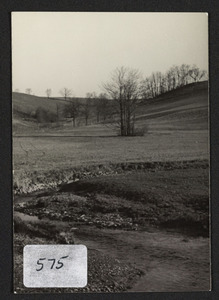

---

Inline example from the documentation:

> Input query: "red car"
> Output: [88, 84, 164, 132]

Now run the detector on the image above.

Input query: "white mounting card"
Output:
[23, 245, 87, 288]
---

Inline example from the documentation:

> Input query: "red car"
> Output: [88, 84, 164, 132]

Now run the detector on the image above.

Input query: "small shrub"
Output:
[132, 125, 149, 136]
[116, 125, 149, 136]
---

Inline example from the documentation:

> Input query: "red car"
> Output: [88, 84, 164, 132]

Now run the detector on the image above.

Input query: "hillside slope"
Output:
[12, 81, 208, 135]
[12, 93, 98, 118]
[136, 81, 208, 131]
[12, 93, 67, 116]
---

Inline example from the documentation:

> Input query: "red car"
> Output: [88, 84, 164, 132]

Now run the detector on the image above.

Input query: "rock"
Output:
[63, 216, 71, 221]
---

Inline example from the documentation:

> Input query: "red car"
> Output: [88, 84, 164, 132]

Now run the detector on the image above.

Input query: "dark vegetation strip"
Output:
[13, 135, 118, 138]
[14, 159, 209, 195]
[14, 160, 209, 236]
[58, 164, 209, 235]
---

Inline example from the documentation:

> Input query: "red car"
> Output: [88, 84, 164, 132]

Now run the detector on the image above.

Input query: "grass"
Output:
[62, 163, 209, 201]
[58, 161, 209, 234]
[13, 132, 208, 171]
[13, 92, 66, 116]
[13, 129, 208, 194]
[15, 161, 209, 235]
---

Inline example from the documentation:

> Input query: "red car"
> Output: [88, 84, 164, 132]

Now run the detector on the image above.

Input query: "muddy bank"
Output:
[14, 162, 209, 236]
[13, 159, 208, 195]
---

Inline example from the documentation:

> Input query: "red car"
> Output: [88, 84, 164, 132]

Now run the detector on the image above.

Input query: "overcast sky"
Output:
[12, 12, 208, 97]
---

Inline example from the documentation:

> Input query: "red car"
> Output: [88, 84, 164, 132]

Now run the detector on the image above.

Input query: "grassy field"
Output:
[13, 81, 208, 190]
[13, 129, 208, 194]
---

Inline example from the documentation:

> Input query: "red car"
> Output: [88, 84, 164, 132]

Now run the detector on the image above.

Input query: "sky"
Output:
[12, 12, 208, 97]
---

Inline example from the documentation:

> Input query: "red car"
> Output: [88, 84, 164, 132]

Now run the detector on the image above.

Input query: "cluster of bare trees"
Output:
[96, 93, 109, 123]
[103, 67, 141, 136]
[140, 64, 208, 99]
[63, 99, 80, 127]
[22, 87, 109, 127]
[102, 64, 207, 136]
[63, 92, 110, 127]
[59, 88, 83, 126]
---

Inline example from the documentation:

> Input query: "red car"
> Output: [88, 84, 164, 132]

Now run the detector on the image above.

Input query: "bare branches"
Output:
[140, 64, 208, 100]
[64, 99, 81, 127]
[59, 88, 72, 100]
[102, 66, 141, 136]
[189, 66, 207, 82]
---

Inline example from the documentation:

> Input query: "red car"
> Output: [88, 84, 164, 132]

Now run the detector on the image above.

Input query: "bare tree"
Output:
[59, 87, 72, 100]
[140, 77, 153, 100]
[189, 65, 207, 82]
[81, 93, 93, 126]
[85, 92, 108, 123]
[103, 66, 141, 136]
[46, 88, 52, 98]
[179, 64, 191, 85]
[56, 103, 60, 123]
[25, 88, 32, 95]
[64, 99, 80, 127]
[97, 93, 109, 122]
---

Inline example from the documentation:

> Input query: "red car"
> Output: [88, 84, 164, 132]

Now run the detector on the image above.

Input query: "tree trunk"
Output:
[56, 104, 59, 120]
[126, 103, 131, 136]
[119, 100, 124, 136]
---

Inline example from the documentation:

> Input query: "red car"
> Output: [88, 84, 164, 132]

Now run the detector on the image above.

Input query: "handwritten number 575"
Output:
[36, 256, 69, 271]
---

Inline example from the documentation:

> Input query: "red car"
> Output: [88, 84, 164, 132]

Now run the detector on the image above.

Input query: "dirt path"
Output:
[73, 226, 210, 292]
[14, 207, 210, 292]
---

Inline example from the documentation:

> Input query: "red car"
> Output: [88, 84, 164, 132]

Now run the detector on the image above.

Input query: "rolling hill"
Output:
[12, 81, 208, 135]
[136, 81, 208, 131]
[12, 93, 66, 116]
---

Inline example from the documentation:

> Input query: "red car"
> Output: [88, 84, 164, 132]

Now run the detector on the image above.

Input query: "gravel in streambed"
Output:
[14, 233, 143, 293]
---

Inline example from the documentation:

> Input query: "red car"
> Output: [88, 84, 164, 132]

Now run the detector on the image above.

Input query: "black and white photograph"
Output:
[12, 12, 210, 293]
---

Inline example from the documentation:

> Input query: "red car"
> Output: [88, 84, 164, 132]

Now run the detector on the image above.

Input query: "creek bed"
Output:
[14, 208, 210, 292]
